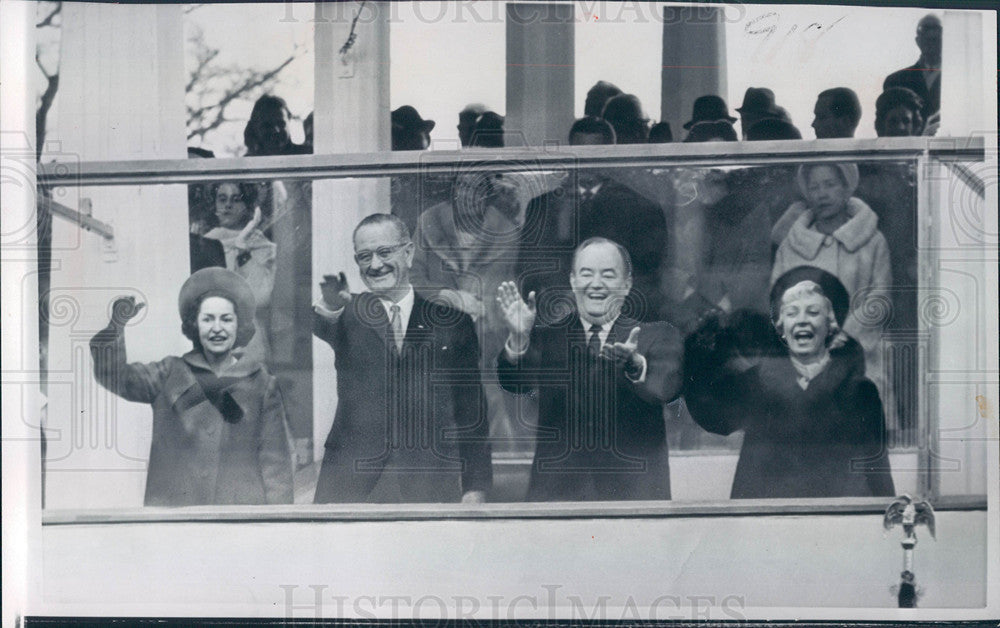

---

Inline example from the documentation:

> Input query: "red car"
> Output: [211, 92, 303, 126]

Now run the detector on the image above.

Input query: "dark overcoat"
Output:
[684, 326, 895, 499]
[497, 312, 683, 501]
[312, 292, 492, 503]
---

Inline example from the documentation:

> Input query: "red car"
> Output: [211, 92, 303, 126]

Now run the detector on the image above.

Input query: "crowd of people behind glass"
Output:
[101, 14, 940, 505]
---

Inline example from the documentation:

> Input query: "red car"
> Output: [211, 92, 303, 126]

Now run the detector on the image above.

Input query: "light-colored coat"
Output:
[772, 197, 892, 359]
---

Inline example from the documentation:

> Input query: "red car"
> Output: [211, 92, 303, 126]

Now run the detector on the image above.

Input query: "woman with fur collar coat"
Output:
[771, 163, 892, 389]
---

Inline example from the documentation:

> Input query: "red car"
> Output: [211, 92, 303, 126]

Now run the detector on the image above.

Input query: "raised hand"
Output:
[235, 206, 263, 250]
[320, 272, 352, 310]
[601, 326, 642, 371]
[496, 281, 536, 340]
[110, 295, 145, 329]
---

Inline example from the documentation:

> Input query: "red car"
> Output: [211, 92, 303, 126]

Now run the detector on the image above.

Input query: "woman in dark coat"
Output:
[90, 268, 294, 506]
[683, 266, 895, 499]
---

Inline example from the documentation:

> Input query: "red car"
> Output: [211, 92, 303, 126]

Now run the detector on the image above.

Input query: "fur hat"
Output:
[178, 267, 256, 348]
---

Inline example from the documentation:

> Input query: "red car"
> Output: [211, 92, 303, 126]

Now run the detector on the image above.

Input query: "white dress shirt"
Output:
[313, 287, 416, 340]
[505, 313, 647, 383]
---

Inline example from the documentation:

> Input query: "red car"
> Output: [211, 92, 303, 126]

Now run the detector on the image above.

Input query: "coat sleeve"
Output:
[495, 327, 542, 396]
[257, 375, 294, 504]
[242, 236, 276, 308]
[312, 302, 345, 348]
[89, 324, 169, 404]
[681, 317, 754, 436]
[409, 221, 448, 301]
[451, 313, 493, 494]
[850, 379, 896, 497]
[629, 322, 683, 405]
[843, 233, 893, 353]
[770, 240, 792, 287]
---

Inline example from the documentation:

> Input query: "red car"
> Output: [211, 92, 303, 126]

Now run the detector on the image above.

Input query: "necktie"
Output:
[389, 304, 403, 352]
[587, 324, 603, 357]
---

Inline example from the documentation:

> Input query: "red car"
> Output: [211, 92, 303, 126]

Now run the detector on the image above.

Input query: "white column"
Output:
[661, 5, 727, 140]
[506, 3, 575, 146]
[939, 10, 991, 137]
[45, 3, 188, 509]
[312, 1, 391, 464]
[2, 1, 42, 621]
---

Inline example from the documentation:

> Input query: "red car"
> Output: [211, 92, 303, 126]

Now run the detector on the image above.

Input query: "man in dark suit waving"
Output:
[312, 213, 491, 503]
[496, 237, 682, 501]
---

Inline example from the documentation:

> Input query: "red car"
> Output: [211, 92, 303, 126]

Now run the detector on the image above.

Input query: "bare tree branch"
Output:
[185, 25, 306, 145]
[184, 4, 206, 15]
[36, 2, 61, 29]
[36, 71, 59, 161]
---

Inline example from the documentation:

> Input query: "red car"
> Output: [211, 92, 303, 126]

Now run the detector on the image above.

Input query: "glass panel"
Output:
[41, 150, 990, 512]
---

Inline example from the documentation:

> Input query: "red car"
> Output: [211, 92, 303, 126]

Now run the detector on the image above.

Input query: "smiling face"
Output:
[569, 241, 632, 325]
[777, 283, 833, 361]
[214, 183, 249, 229]
[353, 221, 414, 299]
[805, 165, 851, 220]
[197, 296, 238, 360]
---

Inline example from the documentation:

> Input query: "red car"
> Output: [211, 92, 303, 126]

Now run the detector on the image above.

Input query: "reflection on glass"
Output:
[43, 158, 972, 510]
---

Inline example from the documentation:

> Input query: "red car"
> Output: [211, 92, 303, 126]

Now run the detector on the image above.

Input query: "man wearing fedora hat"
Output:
[735, 87, 790, 140]
[391, 105, 435, 151]
[90, 268, 294, 506]
[683, 95, 738, 140]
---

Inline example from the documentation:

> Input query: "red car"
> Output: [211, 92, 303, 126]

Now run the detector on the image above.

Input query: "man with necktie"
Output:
[516, 117, 667, 325]
[496, 237, 683, 501]
[312, 213, 491, 503]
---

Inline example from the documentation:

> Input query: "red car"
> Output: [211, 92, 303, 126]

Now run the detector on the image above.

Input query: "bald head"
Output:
[916, 14, 942, 66]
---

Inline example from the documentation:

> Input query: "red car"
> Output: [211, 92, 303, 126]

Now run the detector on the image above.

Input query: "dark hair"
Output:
[568, 116, 616, 145]
[353, 213, 411, 243]
[244, 95, 292, 156]
[180, 292, 241, 350]
[875, 87, 925, 136]
[211, 181, 259, 209]
[683, 120, 737, 143]
[584, 80, 622, 118]
[572, 237, 633, 279]
[469, 112, 505, 148]
[746, 118, 802, 141]
[648, 121, 673, 143]
[817, 87, 862, 126]
[601, 94, 649, 144]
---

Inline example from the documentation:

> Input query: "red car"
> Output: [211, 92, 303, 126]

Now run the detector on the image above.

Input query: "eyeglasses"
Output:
[354, 241, 409, 265]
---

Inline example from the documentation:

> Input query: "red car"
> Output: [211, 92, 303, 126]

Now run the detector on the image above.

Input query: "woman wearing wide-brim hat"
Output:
[90, 267, 293, 506]
[683, 266, 895, 499]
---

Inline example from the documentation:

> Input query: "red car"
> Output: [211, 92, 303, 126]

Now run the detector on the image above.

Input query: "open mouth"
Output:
[367, 269, 393, 279]
[791, 328, 815, 341]
[208, 335, 229, 343]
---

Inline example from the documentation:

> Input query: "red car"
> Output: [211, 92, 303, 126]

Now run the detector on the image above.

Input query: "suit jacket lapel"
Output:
[404, 295, 431, 347]
[354, 291, 392, 349]
[609, 315, 638, 346]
